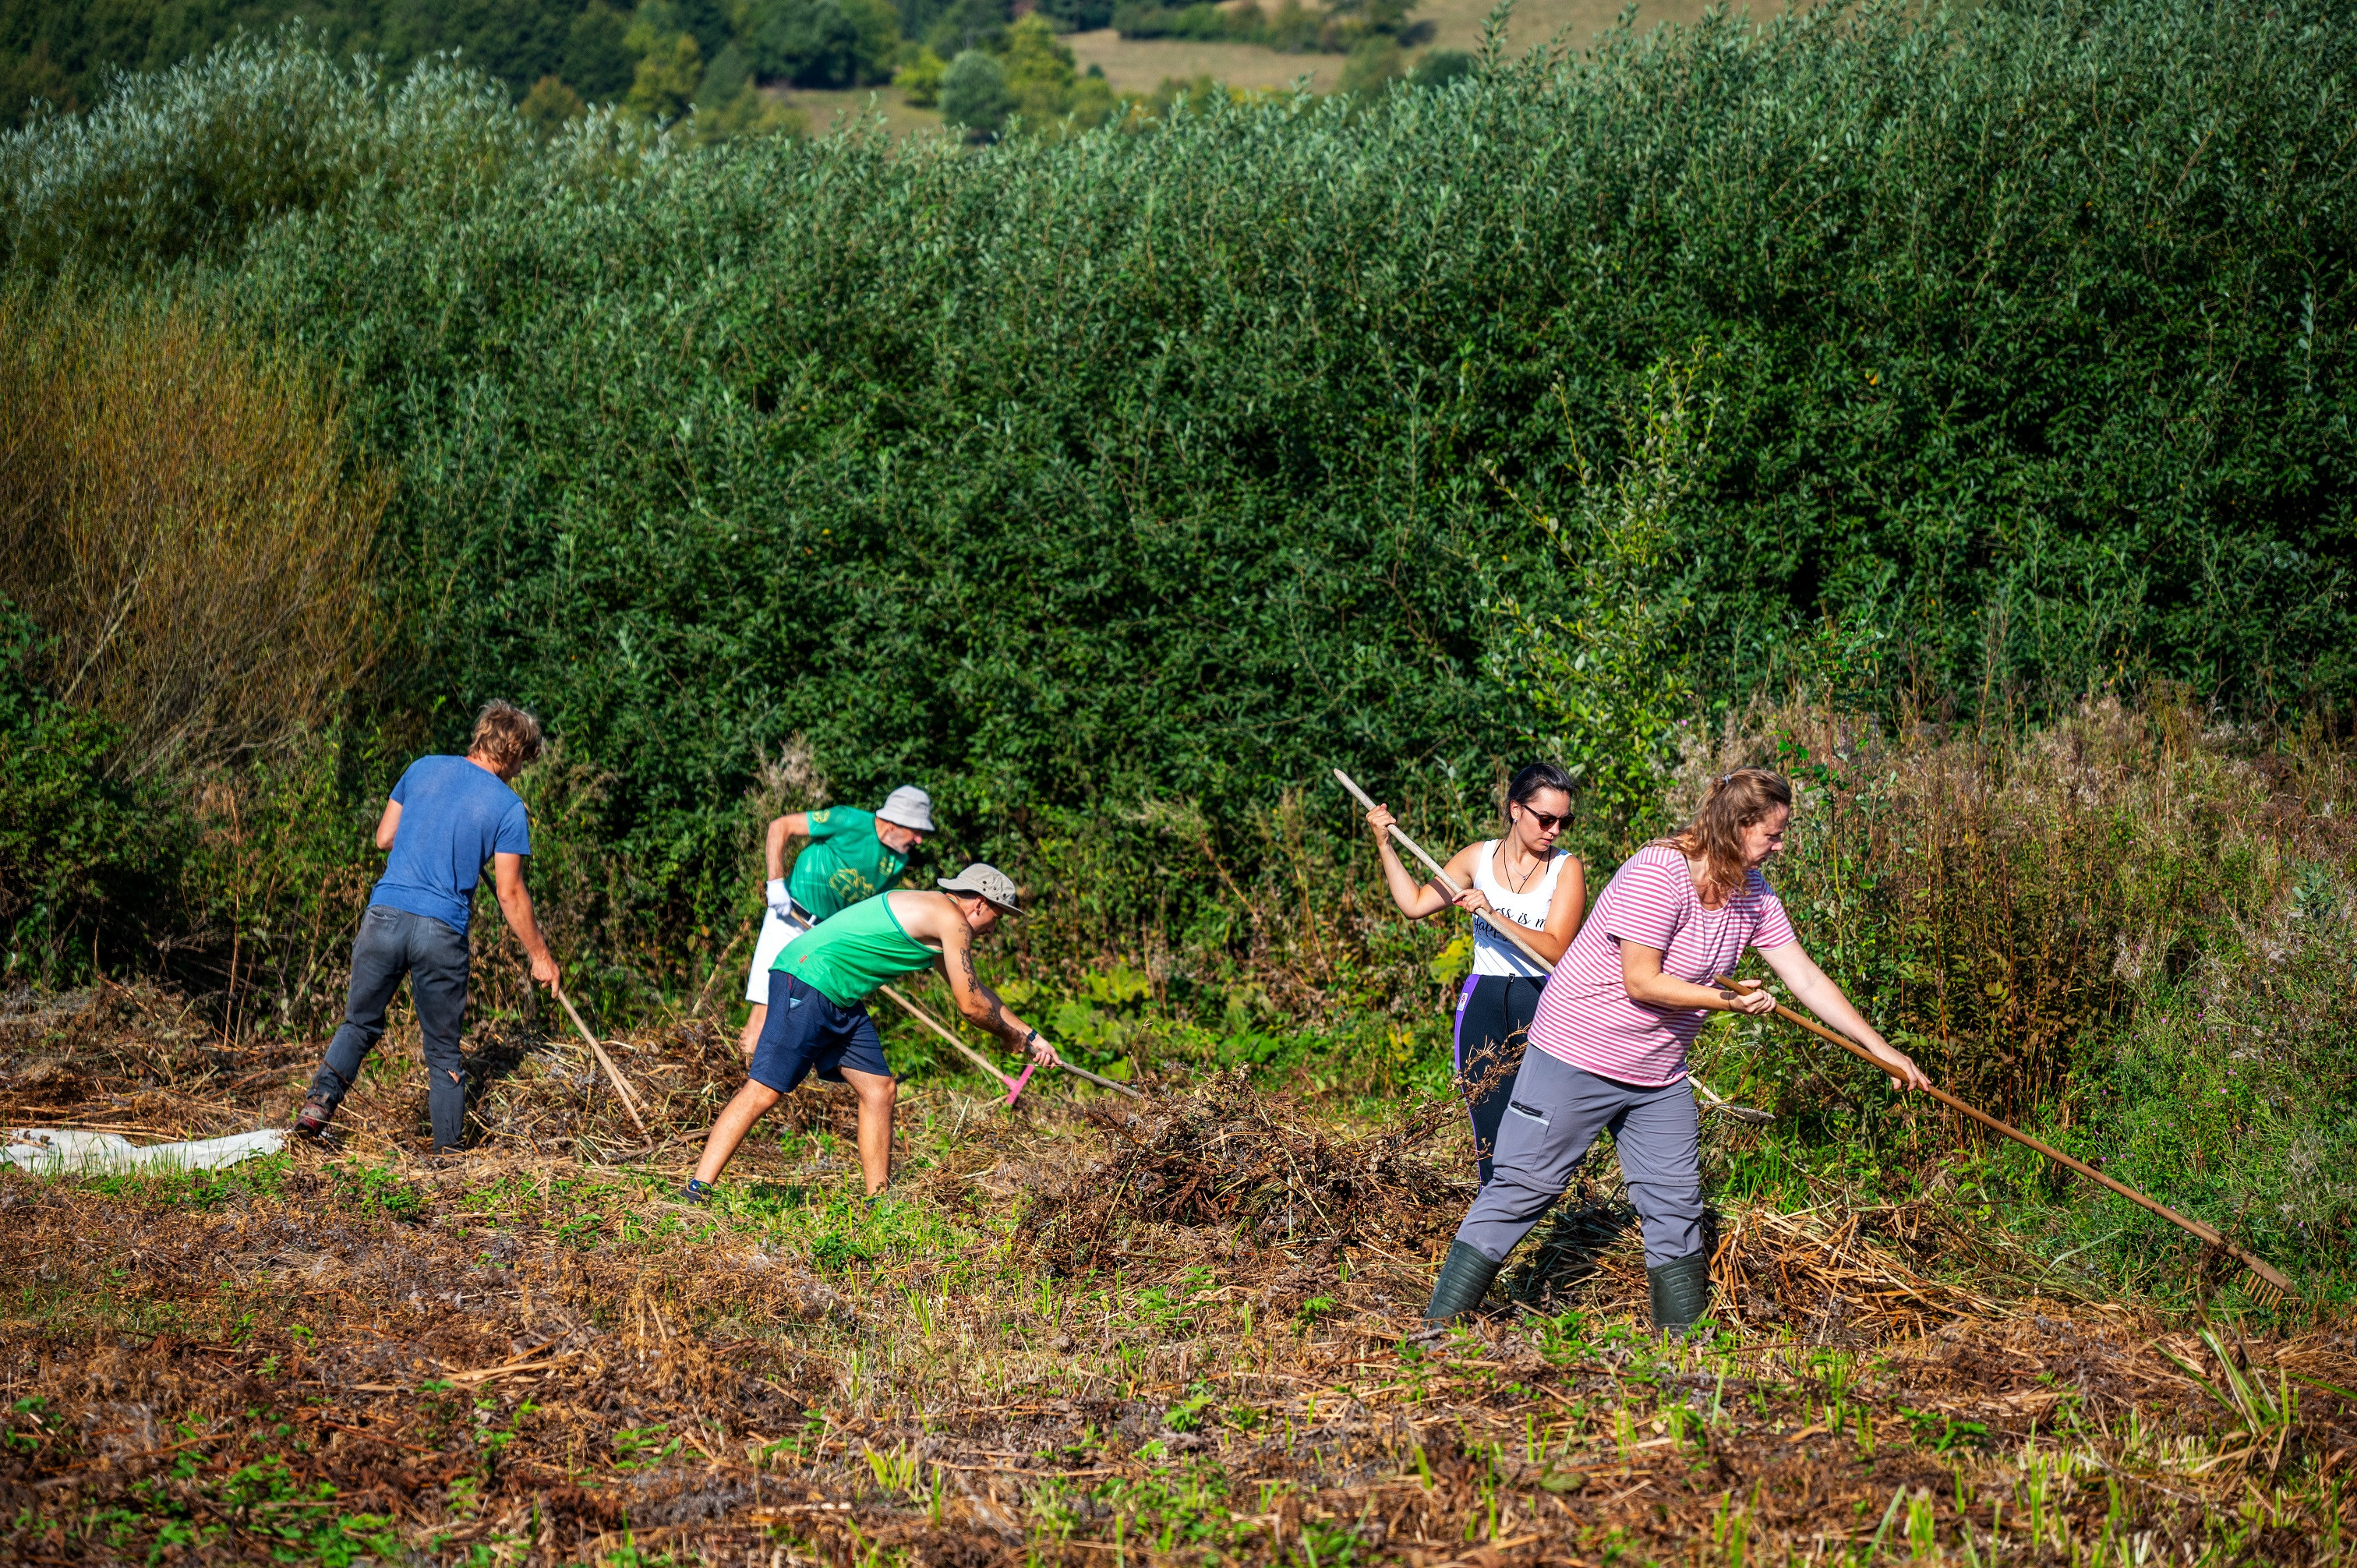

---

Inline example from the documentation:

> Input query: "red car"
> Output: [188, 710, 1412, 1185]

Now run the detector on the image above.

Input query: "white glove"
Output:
[765, 878, 793, 917]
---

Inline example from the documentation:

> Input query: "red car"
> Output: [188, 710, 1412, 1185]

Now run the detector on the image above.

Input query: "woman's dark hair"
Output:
[1505, 762, 1575, 822]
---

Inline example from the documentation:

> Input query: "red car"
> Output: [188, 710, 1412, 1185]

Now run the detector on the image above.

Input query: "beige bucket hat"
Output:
[937, 863, 1021, 916]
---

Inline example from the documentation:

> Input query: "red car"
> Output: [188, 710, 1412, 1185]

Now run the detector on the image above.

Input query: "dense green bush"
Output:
[0, 607, 150, 979]
[0, 30, 539, 274]
[0, 0, 569, 122]
[939, 48, 1013, 136]
[2, 0, 2352, 1002]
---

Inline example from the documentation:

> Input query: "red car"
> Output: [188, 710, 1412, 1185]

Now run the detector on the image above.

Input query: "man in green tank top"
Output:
[685, 863, 1058, 1202]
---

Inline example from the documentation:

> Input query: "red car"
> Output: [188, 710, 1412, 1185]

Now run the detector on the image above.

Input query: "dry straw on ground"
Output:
[4, 982, 2352, 1563]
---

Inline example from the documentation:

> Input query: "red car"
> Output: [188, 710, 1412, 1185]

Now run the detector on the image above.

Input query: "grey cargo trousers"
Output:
[1452, 1046, 1705, 1269]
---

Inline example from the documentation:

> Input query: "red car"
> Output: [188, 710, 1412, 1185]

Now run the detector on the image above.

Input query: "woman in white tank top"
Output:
[1362, 765, 1588, 1185]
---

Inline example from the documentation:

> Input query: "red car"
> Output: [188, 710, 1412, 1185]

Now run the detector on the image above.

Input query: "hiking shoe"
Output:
[295, 1097, 334, 1138]
[682, 1178, 713, 1206]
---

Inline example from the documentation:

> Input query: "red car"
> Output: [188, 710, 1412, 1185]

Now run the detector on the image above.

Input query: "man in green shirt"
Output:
[687, 864, 1058, 1202]
[737, 785, 934, 1062]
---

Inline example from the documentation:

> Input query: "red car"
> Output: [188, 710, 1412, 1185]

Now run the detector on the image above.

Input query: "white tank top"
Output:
[1469, 840, 1570, 979]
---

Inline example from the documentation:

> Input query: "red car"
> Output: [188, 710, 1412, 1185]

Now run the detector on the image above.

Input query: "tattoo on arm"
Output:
[956, 943, 1016, 1037]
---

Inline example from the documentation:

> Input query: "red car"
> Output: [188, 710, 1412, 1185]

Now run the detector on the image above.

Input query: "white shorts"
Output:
[743, 904, 807, 1004]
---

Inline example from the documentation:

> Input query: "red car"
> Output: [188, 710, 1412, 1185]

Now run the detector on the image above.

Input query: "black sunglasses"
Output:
[1515, 807, 1567, 831]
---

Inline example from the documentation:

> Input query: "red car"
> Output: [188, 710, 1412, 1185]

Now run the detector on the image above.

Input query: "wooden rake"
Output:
[1714, 973, 2302, 1305]
[553, 984, 649, 1138]
[1332, 768, 1772, 1125]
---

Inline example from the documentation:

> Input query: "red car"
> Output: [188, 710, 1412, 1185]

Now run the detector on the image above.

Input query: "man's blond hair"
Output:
[468, 699, 543, 772]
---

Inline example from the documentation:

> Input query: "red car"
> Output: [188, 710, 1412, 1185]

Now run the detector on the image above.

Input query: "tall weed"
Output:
[0, 284, 390, 779]
[1688, 693, 2357, 1289]
[1489, 348, 1712, 857]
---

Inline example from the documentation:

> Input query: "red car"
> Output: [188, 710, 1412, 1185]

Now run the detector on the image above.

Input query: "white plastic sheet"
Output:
[2, 1126, 286, 1175]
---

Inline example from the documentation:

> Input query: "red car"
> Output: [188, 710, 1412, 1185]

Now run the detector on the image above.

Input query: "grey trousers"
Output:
[306, 905, 472, 1150]
[1453, 1046, 1705, 1269]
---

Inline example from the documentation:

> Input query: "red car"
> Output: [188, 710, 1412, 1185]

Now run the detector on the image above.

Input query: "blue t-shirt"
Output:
[369, 755, 532, 936]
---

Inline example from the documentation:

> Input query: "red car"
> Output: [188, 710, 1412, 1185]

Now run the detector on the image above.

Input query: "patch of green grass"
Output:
[77, 1446, 406, 1566]
[76, 1152, 291, 1209]
[611, 1426, 681, 1472]
[327, 1154, 425, 1221]
[809, 1231, 868, 1271]
[1091, 1460, 1246, 1556]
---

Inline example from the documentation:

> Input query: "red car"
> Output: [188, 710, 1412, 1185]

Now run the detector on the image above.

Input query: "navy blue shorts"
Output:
[749, 971, 891, 1093]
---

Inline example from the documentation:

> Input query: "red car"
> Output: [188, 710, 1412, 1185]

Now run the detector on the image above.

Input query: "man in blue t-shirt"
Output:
[296, 701, 560, 1152]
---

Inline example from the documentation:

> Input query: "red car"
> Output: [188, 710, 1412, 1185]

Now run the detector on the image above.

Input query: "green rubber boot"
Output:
[1424, 1241, 1503, 1323]
[1648, 1252, 1712, 1332]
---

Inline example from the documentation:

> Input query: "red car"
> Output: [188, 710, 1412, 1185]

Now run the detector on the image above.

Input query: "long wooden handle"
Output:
[875, 979, 1016, 1090]
[1715, 973, 2300, 1301]
[553, 986, 650, 1135]
[1333, 768, 1549, 969]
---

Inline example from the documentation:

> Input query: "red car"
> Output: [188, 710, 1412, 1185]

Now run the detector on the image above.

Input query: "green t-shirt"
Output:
[786, 807, 908, 920]
[772, 893, 941, 1007]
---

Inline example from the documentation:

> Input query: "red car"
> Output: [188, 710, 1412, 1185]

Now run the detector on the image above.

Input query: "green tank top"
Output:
[772, 893, 940, 1007]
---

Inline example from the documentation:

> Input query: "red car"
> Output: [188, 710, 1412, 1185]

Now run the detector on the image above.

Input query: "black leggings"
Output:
[1453, 973, 1544, 1185]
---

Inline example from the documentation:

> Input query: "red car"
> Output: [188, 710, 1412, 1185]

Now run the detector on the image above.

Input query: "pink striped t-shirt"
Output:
[1527, 843, 1798, 1086]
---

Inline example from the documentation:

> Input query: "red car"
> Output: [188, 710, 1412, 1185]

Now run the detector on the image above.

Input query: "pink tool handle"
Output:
[1004, 1059, 1039, 1106]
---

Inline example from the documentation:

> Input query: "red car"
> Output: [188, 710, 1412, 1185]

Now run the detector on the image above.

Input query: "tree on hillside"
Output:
[1000, 16, 1075, 130]
[939, 47, 1010, 139]
[1033, 0, 1115, 30]
[924, 0, 1012, 61]
[562, 3, 635, 99]
[518, 72, 586, 132]
[0, 40, 76, 121]
[747, 0, 896, 88]
[624, 25, 701, 118]
[893, 46, 947, 106]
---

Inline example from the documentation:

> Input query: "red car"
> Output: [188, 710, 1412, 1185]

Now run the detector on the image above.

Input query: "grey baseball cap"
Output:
[876, 784, 935, 832]
[937, 863, 1021, 916]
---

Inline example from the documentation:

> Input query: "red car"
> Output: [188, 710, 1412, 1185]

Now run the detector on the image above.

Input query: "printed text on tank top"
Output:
[1468, 841, 1567, 979]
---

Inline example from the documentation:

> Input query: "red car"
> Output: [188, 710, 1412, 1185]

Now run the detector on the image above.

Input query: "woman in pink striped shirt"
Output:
[1423, 768, 1928, 1332]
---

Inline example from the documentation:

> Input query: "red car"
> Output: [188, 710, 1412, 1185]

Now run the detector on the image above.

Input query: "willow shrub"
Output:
[221, 0, 2357, 920]
[0, 284, 392, 779]
[2, 2, 2353, 1047]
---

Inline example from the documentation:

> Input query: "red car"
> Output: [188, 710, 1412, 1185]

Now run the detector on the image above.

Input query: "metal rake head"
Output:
[1707, 1101, 1777, 1126]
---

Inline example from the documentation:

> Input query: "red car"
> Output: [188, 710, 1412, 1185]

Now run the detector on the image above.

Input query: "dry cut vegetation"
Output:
[3, 984, 2353, 1564]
